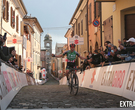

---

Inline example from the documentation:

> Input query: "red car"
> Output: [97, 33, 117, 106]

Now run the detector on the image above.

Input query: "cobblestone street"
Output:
[7, 75, 133, 109]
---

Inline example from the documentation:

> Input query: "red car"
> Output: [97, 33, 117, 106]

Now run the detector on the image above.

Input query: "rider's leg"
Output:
[66, 69, 69, 81]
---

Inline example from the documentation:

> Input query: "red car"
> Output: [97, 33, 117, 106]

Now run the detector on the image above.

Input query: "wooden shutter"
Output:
[20, 21, 24, 36]
[81, 20, 83, 35]
[3, 0, 5, 19]
[10, 7, 12, 26]
[78, 23, 80, 36]
[85, 14, 88, 31]
[103, 16, 113, 43]
[89, 3, 92, 23]
[16, 16, 18, 32]
[6, 1, 9, 21]
[125, 14, 135, 39]
[13, 11, 15, 28]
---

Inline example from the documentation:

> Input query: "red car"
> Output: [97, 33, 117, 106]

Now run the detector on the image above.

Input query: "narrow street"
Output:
[6, 73, 132, 110]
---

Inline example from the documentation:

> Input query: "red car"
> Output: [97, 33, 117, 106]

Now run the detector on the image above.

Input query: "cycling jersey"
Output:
[63, 50, 80, 69]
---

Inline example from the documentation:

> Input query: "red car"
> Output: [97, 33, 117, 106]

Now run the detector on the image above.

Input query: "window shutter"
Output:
[20, 21, 24, 36]
[89, 3, 92, 23]
[81, 20, 83, 35]
[94, 2, 96, 19]
[3, 0, 5, 19]
[10, 7, 12, 26]
[78, 23, 80, 36]
[6, 1, 9, 21]
[16, 16, 18, 32]
[13, 11, 15, 28]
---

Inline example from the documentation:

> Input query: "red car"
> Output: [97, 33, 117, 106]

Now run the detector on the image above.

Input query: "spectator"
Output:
[82, 59, 90, 70]
[104, 41, 111, 54]
[124, 37, 135, 61]
[0, 34, 16, 61]
[110, 46, 121, 61]
[7, 56, 14, 65]
[19, 65, 23, 72]
[12, 58, 19, 69]
[88, 50, 105, 67]
[123, 38, 129, 47]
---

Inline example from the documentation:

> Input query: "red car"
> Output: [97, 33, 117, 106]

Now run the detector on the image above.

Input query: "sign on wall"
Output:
[69, 35, 84, 45]
[7, 34, 22, 44]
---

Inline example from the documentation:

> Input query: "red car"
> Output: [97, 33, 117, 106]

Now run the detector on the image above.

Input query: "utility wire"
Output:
[43, 26, 71, 30]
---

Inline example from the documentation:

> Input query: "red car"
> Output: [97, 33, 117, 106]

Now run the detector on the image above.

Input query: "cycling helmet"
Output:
[70, 43, 75, 48]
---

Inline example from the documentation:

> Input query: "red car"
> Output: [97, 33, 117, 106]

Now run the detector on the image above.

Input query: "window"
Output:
[3, 0, 6, 19]
[94, 2, 101, 19]
[3, 0, 9, 22]
[16, 16, 19, 32]
[10, 7, 15, 28]
[81, 20, 83, 35]
[78, 23, 80, 36]
[89, 3, 92, 23]
[85, 14, 88, 31]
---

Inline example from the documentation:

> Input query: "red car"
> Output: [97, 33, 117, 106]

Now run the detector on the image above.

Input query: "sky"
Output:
[23, 0, 80, 54]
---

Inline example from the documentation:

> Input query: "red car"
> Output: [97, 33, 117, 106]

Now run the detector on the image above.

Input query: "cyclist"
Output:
[52, 43, 87, 84]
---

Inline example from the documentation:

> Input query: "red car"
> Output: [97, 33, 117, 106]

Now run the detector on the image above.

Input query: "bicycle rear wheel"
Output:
[70, 71, 79, 96]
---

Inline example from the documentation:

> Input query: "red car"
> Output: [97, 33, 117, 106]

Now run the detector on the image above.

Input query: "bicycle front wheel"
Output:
[70, 72, 79, 96]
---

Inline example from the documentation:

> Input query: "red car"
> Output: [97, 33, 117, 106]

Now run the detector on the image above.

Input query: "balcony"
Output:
[95, 0, 116, 2]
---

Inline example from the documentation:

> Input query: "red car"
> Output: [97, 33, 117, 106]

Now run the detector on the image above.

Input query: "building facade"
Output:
[88, 0, 101, 52]
[2, 0, 27, 67]
[23, 16, 43, 79]
[69, 0, 88, 66]
[55, 43, 66, 78]
[41, 49, 47, 69]
[95, 0, 135, 47]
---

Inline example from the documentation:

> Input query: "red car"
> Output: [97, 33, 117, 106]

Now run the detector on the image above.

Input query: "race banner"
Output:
[82, 67, 103, 90]
[98, 63, 130, 96]
[0, 62, 36, 110]
[122, 62, 135, 100]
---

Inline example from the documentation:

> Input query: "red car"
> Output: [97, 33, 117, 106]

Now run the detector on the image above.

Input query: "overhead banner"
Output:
[122, 62, 135, 101]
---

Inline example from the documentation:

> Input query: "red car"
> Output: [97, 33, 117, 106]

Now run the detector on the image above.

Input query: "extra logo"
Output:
[120, 101, 135, 107]
[101, 70, 125, 88]
[126, 70, 135, 92]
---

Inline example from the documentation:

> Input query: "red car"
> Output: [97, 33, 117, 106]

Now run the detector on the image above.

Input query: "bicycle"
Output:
[67, 67, 83, 96]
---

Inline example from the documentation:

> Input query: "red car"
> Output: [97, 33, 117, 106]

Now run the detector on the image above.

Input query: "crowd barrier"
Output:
[59, 62, 135, 101]
[0, 62, 36, 110]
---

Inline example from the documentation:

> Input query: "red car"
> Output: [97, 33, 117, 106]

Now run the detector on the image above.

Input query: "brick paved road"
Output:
[7, 74, 132, 109]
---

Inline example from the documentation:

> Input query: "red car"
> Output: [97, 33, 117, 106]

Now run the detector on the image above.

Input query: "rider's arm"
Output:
[55, 54, 63, 58]
[75, 51, 87, 60]
[79, 55, 87, 60]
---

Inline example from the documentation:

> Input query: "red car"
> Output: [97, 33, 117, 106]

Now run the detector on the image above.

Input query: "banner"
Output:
[98, 63, 130, 96]
[82, 67, 103, 90]
[59, 62, 135, 101]
[0, 62, 36, 110]
[122, 62, 135, 100]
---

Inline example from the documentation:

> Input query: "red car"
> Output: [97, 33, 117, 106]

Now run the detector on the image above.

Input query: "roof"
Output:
[23, 16, 43, 33]
[69, 0, 83, 25]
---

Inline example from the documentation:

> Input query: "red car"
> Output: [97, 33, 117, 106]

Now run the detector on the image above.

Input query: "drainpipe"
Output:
[87, 0, 89, 52]
[100, 2, 102, 46]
